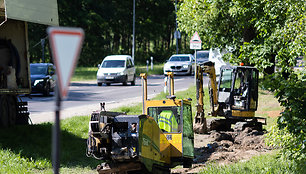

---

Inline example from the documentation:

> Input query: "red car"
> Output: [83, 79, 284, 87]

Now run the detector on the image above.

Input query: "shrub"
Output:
[263, 71, 306, 169]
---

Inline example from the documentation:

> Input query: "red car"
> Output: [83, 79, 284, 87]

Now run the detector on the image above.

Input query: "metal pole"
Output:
[41, 39, 45, 63]
[194, 50, 197, 84]
[132, 0, 135, 61]
[175, 0, 178, 54]
[52, 87, 61, 174]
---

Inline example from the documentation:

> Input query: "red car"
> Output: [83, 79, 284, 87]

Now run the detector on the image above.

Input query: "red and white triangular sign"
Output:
[47, 27, 84, 98]
[190, 31, 202, 43]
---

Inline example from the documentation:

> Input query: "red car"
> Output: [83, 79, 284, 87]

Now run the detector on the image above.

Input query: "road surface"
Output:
[21, 75, 209, 124]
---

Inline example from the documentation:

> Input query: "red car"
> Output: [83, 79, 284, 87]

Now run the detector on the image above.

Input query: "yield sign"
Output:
[47, 27, 84, 98]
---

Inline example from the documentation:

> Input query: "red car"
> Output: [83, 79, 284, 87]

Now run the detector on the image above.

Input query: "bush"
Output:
[262, 71, 306, 169]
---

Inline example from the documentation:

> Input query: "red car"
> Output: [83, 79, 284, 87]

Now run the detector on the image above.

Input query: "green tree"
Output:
[28, 0, 192, 66]
[177, 0, 305, 74]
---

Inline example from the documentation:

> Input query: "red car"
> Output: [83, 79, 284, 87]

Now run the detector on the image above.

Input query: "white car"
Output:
[97, 55, 136, 86]
[209, 48, 229, 75]
[163, 54, 195, 75]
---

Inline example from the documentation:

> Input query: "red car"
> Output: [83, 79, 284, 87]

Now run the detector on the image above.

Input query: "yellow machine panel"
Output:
[164, 133, 183, 157]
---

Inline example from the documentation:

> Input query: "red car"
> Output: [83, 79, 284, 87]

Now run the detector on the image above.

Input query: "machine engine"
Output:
[86, 111, 140, 162]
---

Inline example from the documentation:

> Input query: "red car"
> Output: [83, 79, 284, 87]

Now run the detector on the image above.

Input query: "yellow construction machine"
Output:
[86, 72, 194, 173]
[194, 61, 265, 133]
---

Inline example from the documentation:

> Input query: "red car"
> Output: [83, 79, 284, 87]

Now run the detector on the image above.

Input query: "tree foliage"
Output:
[177, 0, 305, 74]
[28, 0, 191, 66]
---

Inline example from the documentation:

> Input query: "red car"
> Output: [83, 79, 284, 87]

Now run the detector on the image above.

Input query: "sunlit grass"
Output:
[200, 151, 304, 174]
[71, 67, 97, 81]
[71, 64, 165, 82]
[135, 64, 164, 76]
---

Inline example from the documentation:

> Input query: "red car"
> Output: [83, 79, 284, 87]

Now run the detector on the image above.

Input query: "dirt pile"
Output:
[172, 128, 273, 173]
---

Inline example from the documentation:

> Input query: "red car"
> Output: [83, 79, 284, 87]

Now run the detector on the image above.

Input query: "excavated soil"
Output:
[171, 127, 273, 173]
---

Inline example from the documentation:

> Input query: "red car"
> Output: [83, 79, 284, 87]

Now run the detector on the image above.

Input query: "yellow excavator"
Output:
[86, 72, 194, 173]
[193, 61, 265, 133]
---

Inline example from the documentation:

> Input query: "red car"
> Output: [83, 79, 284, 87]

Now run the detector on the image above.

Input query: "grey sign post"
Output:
[47, 27, 84, 174]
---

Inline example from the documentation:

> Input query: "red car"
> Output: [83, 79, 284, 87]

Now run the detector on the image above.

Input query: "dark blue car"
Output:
[30, 63, 56, 96]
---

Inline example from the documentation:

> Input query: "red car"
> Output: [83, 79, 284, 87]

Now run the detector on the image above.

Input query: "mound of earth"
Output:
[171, 127, 273, 174]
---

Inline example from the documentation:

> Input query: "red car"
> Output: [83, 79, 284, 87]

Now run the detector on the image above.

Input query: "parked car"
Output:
[30, 63, 56, 96]
[195, 50, 209, 64]
[163, 54, 195, 75]
[97, 55, 136, 86]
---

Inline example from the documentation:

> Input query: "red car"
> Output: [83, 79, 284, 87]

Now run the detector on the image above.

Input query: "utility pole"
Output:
[41, 38, 45, 63]
[132, 0, 135, 61]
[175, 0, 178, 54]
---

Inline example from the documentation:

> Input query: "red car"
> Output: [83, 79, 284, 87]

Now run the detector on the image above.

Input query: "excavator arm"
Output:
[193, 61, 219, 134]
[201, 62, 219, 116]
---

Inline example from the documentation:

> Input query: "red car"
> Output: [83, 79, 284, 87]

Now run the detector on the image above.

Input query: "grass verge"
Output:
[200, 151, 304, 174]
[0, 117, 99, 174]
[71, 64, 164, 81]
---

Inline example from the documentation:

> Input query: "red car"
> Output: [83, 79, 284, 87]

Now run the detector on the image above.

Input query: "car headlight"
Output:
[183, 64, 189, 69]
[34, 79, 44, 86]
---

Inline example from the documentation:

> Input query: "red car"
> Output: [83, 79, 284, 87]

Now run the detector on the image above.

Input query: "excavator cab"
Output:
[141, 73, 194, 168]
[218, 66, 259, 117]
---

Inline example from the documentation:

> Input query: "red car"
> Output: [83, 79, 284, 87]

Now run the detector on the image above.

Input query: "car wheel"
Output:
[43, 83, 50, 96]
[122, 75, 128, 86]
[97, 82, 102, 86]
[131, 75, 136, 86]
[189, 67, 193, 75]
[106, 83, 111, 86]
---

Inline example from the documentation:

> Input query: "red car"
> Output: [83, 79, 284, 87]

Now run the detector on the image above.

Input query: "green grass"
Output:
[113, 85, 211, 117]
[135, 64, 164, 76]
[71, 67, 97, 81]
[71, 64, 164, 81]
[0, 117, 99, 174]
[200, 151, 305, 174]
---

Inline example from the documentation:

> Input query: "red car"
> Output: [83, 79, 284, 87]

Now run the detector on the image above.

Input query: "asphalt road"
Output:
[21, 75, 209, 124]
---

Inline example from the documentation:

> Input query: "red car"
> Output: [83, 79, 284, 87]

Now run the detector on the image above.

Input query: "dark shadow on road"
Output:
[70, 82, 97, 87]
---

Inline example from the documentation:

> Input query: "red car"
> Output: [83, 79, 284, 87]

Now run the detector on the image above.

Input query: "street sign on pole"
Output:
[47, 27, 84, 174]
[190, 32, 202, 85]
[48, 27, 84, 98]
[190, 31, 202, 50]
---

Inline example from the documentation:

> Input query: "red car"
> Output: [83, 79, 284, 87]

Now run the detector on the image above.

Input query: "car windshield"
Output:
[30, 65, 48, 75]
[169, 56, 190, 62]
[101, 60, 125, 68]
[197, 52, 209, 59]
[197, 58, 209, 63]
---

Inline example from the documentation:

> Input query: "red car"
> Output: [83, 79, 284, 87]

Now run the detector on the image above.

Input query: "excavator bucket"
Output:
[193, 107, 207, 133]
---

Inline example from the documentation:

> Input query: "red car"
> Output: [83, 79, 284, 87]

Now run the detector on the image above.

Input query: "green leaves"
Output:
[178, 0, 305, 75]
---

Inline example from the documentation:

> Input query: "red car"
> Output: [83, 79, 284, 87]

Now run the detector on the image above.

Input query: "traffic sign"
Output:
[47, 27, 84, 98]
[190, 31, 202, 49]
